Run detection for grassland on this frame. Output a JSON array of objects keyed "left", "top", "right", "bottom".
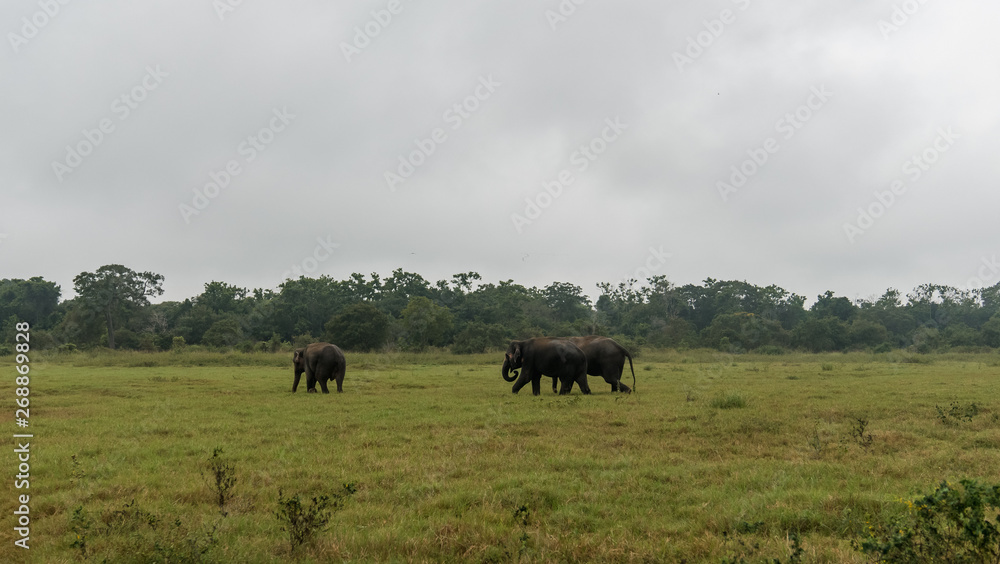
[{"left": 3, "top": 349, "right": 1000, "bottom": 562}]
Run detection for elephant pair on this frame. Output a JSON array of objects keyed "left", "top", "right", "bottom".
[
  {"left": 501, "top": 336, "right": 635, "bottom": 395},
  {"left": 292, "top": 342, "right": 346, "bottom": 393}
]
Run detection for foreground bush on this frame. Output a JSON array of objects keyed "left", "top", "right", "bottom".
[{"left": 858, "top": 479, "right": 1000, "bottom": 563}]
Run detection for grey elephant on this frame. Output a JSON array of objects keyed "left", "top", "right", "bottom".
[
  {"left": 557, "top": 336, "right": 635, "bottom": 393},
  {"left": 501, "top": 337, "right": 591, "bottom": 395},
  {"left": 292, "top": 342, "right": 346, "bottom": 393}
]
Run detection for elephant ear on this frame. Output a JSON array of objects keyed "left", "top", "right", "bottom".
[{"left": 293, "top": 348, "right": 304, "bottom": 364}]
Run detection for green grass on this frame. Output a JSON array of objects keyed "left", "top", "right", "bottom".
[{"left": 5, "top": 349, "right": 1000, "bottom": 562}]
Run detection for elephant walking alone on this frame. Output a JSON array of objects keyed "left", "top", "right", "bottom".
[
  {"left": 501, "top": 337, "right": 591, "bottom": 395},
  {"left": 292, "top": 342, "right": 346, "bottom": 394}
]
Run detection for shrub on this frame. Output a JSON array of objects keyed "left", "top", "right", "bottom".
[
  {"left": 292, "top": 333, "right": 315, "bottom": 349},
  {"left": 138, "top": 333, "right": 158, "bottom": 352},
  {"left": 274, "top": 485, "right": 354, "bottom": 552},
  {"left": 936, "top": 401, "right": 979, "bottom": 425},
  {"left": 857, "top": 479, "right": 1000, "bottom": 563},
  {"left": 451, "top": 322, "right": 506, "bottom": 354},
  {"left": 202, "top": 447, "right": 237, "bottom": 515},
  {"left": 112, "top": 329, "right": 140, "bottom": 350},
  {"left": 325, "top": 303, "right": 392, "bottom": 352},
  {"left": 710, "top": 392, "right": 747, "bottom": 409},
  {"left": 202, "top": 318, "right": 242, "bottom": 348}
]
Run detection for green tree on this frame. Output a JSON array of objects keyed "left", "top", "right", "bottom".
[
  {"left": 400, "top": 296, "right": 453, "bottom": 351},
  {"left": 0, "top": 277, "right": 62, "bottom": 329},
  {"left": 982, "top": 314, "right": 1000, "bottom": 348},
  {"left": 848, "top": 319, "right": 889, "bottom": 349},
  {"left": 542, "top": 282, "right": 592, "bottom": 324},
  {"left": 700, "top": 312, "right": 787, "bottom": 351},
  {"left": 792, "top": 317, "right": 849, "bottom": 352},
  {"left": 201, "top": 318, "right": 243, "bottom": 348},
  {"left": 72, "top": 265, "right": 164, "bottom": 349},
  {"left": 451, "top": 322, "right": 506, "bottom": 354},
  {"left": 197, "top": 281, "right": 248, "bottom": 314},
  {"left": 811, "top": 290, "right": 857, "bottom": 321},
  {"left": 324, "top": 302, "right": 392, "bottom": 351}
]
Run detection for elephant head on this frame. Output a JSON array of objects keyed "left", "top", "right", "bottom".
[
  {"left": 293, "top": 348, "right": 306, "bottom": 379},
  {"left": 502, "top": 341, "right": 523, "bottom": 382}
]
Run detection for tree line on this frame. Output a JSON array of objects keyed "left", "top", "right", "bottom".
[{"left": 4, "top": 264, "right": 1000, "bottom": 355}]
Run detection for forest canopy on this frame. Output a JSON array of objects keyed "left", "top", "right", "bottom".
[{"left": 4, "top": 265, "right": 1000, "bottom": 355}]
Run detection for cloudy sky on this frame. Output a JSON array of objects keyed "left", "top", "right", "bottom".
[{"left": 2, "top": 1, "right": 998, "bottom": 305}]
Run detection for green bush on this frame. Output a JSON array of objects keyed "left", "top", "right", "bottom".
[
  {"left": 710, "top": 392, "right": 747, "bottom": 409},
  {"left": 324, "top": 303, "right": 391, "bottom": 352},
  {"left": 451, "top": 322, "right": 506, "bottom": 354},
  {"left": 858, "top": 479, "right": 1000, "bottom": 563}
]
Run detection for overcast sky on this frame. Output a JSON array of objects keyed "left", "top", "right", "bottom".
[{"left": 2, "top": 1, "right": 998, "bottom": 306}]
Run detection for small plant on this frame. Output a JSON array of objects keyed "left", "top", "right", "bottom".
[
  {"left": 275, "top": 485, "right": 355, "bottom": 552},
  {"left": 935, "top": 401, "right": 980, "bottom": 424},
  {"left": 69, "top": 505, "right": 92, "bottom": 559},
  {"left": 857, "top": 479, "right": 1000, "bottom": 563},
  {"left": 102, "top": 499, "right": 159, "bottom": 534},
  {"left": 808, "top": 425, "right": 826, "bottom": 458},
  {"left": 71, "top": 454, "right": 85, "bottom": 485},
  {"left": 513, "top": 504, "right": 531, "bottom": 557},
  {"left": 152, "top": 520, "right": 218, "bottom": 563},
  {"left": 821, "top": 363, "right": 834, "bottom": 371},
  {"left": 203, "top": 447, "right": 237, "bottom": 515},
  {"left": 721, "top": 524, "right": 804, "bottom": 564},
  {"left": 710, "top": 392, "right": 747, "bottom": 409},
  {"left": 849, "top": 417, "right": 874, "bottom": 450},
  {"left": 781, "top": 532, "right": 805, "bottom": 564}
]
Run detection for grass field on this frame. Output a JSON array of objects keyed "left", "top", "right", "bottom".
[{"left": 4, "top": 349, "right": 1000, "bottom": 562}]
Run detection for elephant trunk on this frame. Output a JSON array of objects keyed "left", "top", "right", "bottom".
[{"left": 502, "top": 358, "right": 518, "bottom": 382}]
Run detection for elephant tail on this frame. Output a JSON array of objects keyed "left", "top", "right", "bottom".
[{"left": 625, "top": 350, "right": 636, "bottom": 394}]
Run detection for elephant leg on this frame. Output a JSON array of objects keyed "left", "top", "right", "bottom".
[
  {"left": 292, "top": 372, "right": 302, "bottom": 392},
  {"left": 551, "top": 376, "right": 557, "bottom": 394},
  {"left": 558, "top": 376, "right": 575, "bottom": 395},
  {"left": 318, "top": 377, "right": 330, "bottom": 394},
  {"left": 306, "top": 370, "right": 317, "bottom": 393},
  {"left": 577, "top": 373, "right": 591, "bottom": 395},
  {"left": 511, "top": 370, "right": 531, "bottom": 394},
  {"left": 335, "top": 370, "right": 344, "bottom": 393},
  {"left": 531, "top": 376, "right": 542, "bottom": 396}
]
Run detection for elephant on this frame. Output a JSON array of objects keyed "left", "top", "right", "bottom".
[
  {"left": 501, "top": 337, "right": 591, "bottom": 395},
  {"left": 292, "top": 342, "right": 346, "bottom": 394},
  {"left": 556, "top": 336, "right": 635, "bottom": 393}
]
